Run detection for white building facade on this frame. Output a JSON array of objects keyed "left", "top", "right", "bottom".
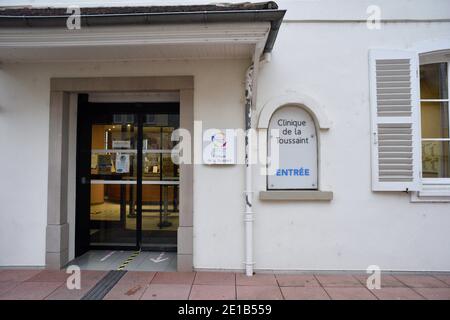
[{"left": 0, "top": 0, "right": 450, "bottom": 273}]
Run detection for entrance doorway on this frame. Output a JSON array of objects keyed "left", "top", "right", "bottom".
[{"left": 75, "top": 94, "right": 179, "bottom": 257}]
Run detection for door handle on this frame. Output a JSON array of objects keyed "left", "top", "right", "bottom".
[{"left": 81, "top": 177, "right": 88, "bottom": 184}]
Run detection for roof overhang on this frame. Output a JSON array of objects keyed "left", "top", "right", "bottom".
[{"left": 0, "top": 2, "right": 285, "bottom": 63}]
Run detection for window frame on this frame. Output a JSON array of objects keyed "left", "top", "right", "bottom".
[{"left": 419, "top": 59, "right": 450, "bottom": 185}]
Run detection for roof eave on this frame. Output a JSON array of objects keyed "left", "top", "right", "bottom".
[{"left": 0, "top": 9, "right": 286, "bottom": 53}]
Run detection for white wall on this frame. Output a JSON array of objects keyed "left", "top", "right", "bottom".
[
  {"left": 254, "top": 21, "right": 450, "bottom": 271},
  {"left": 0, "top": 65, "right": 50, "bottom": 266},
  {"left": 0, "top": 59, "right": 249, "bottom": 267},
  {"left": 1, "top": 0, "right": 450, "bottom": 271}
]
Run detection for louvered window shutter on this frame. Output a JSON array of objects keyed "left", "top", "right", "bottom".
[{"left": 369, "top": 49, "right": 421, "bottom": 191}]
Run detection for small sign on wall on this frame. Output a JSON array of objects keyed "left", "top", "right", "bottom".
[
  {"left": 203, "top": 129, "right": 236, "bottom": 165},
  {"left": 112, "top": 140, "right": 131, "bottom": 149},
  {"left": 268, "top": 106, "right": 318, "bottom": 189}
]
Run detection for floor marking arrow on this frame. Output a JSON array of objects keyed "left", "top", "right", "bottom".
[
  {"left": 100, "top": 251, "right": 115, "bottom": 262},
  {"left": 151, "top": 252, "right": 169, "bottom": 263}
]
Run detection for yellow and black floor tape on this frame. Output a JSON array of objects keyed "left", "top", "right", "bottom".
[{"left": 117, "top": 250, "right": 141, "bottom": 271}]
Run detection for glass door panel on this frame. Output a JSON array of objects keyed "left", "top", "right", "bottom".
[
  {"left": 77, "top": 101, "right": 180, "bottom": 252},
  {"left": 89, "top": 117, "right": 138, "bottom": 247},
  {"left": 141, "top": 113, "right": 179, "bottom": 250}
]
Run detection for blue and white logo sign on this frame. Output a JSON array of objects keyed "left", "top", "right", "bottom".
[{"left": 268, "top": 106, "right": 318, "bottom": 189}]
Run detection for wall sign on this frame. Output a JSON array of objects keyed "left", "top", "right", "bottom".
[
  {"left": 268, "top": 106, "right": 318, "bottom": 189},
  {"left": 112, "top": 140, "right": 131, "bottom": 149},
  {"left": 203, "top": 129, "right": 236, "bottom": 164}
]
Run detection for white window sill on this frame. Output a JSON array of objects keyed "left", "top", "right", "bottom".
[
  {"left": 259, "top": 190, "right": 333, "bottom": 201},
  {"left": 411, "top": 183, "right": 450, "bottom": 202}
]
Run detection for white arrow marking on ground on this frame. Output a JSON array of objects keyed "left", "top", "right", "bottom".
[
  {"left": 151, "top": 252, "right": 169, "bottom": 263},
  {"left": 100, "top": 251, "right": 115, "bottom": 262}
]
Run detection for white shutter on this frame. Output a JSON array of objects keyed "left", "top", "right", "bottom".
[{"left": 369, "top": 49, "right": 421, "bottom": 191}]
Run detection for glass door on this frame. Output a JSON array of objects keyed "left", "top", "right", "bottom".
[
  {"left": 89, "top": 113, "right": 139, "bottom": 247},
  {"left": 76, "top": 98, "right": 179, "bottom": 253},
  {"left": 141, "top": 113, "right": 179, "bottom": 250}
]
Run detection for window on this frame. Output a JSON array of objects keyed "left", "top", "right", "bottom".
[
  {"left": 369, "top": 49, "right": 450, "bottom": 199},
  {"left": 420, "top": 62, "right": 450, "bottom": 181}
]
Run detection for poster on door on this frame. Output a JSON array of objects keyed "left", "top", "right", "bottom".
[
  {"left": 115, "top": 153, "right": 130, "bottom": 174},
  {"left": 97, "top": 154, "right": 112, "bottom": 174}
]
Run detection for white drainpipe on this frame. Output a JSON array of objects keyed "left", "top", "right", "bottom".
[{"left": 244, "top": 64, "right": 255, "bottom": 276}]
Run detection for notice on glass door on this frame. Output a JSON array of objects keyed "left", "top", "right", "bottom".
[
  {"left": 98, "top": 154, "right": 112, "bottom": 174},
  {"left": 115, "top": 153, "right": 130, "bottom": 174}
]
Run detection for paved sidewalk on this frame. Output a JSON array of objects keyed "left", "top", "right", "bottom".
[{"left": 0, "top": 269, "right": 450, "bottom": 300}]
